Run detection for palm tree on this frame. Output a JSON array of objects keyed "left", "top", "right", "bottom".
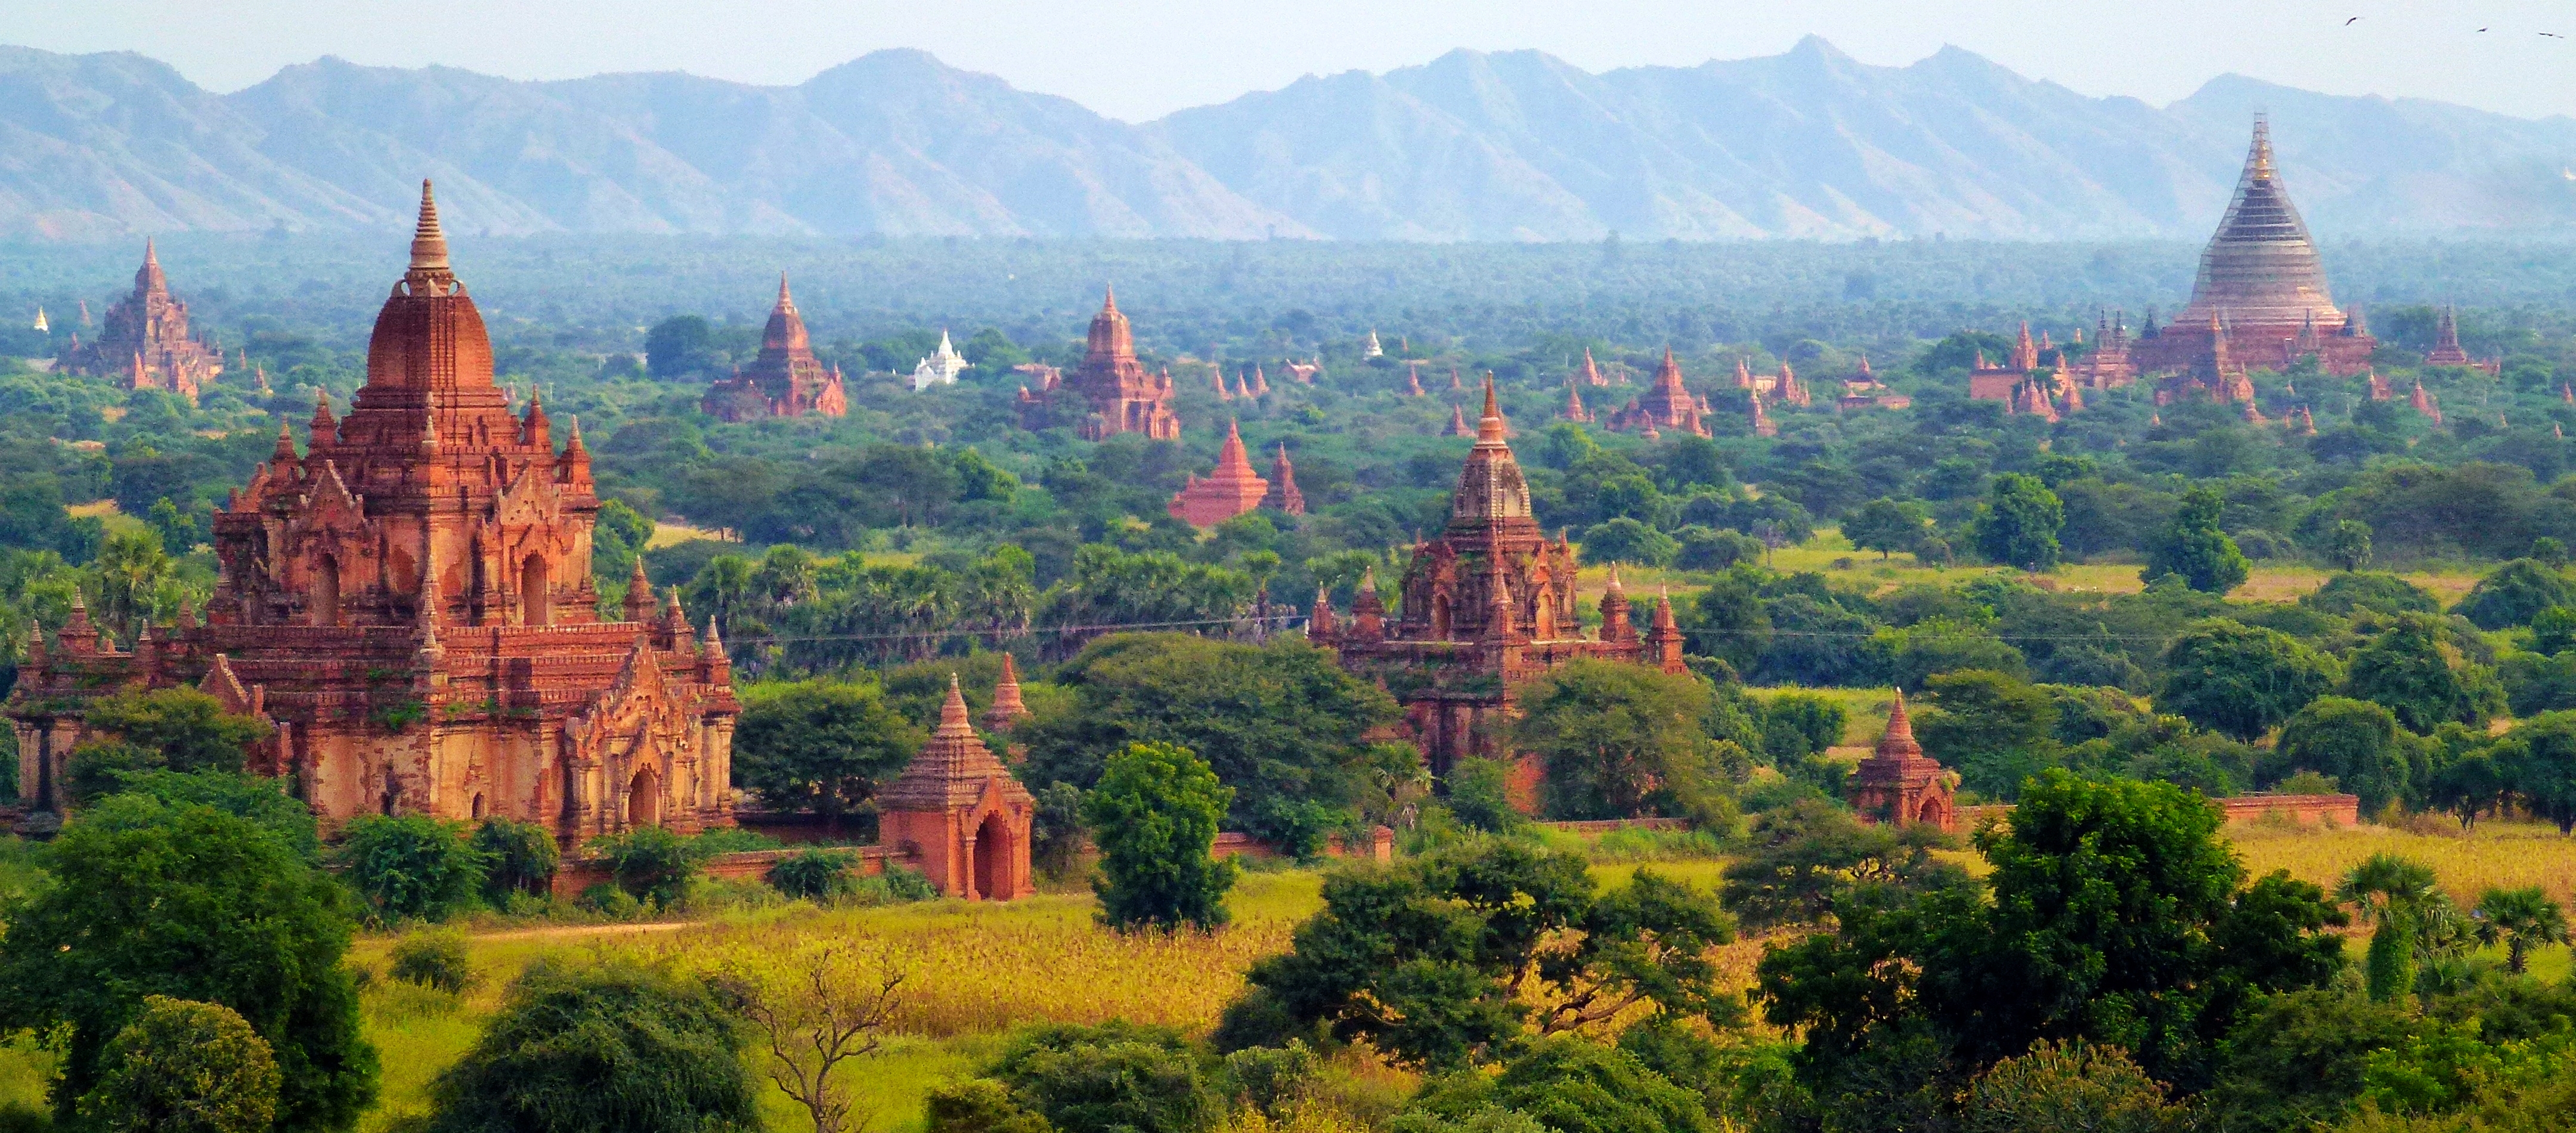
[
  {"left": 2338, "top": 854, "right": 2444, "bottom": 1002},
  {"left": 2474, "top": 886, "right": 2569, "bottom": 974}
]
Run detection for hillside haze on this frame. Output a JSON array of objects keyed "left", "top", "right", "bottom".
[{"left": 5, "top": 36, "right": 2575, "bottom": 241}]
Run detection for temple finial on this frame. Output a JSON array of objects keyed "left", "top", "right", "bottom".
[{"left": 410, "top": 180, "right": 451, "bottom": 273}]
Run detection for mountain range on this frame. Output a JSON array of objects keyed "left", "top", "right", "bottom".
[{"left": 5, "top": 36, "right": 2575, "bottom": 242}]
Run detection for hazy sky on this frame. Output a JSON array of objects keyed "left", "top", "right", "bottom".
[{"left": 13, "top": 0, "right": 2576, "bottom": 122}]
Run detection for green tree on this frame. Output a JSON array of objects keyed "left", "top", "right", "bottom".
[
  {"left": 925, "top": 1079, "right": 1052, "bottom": 1133},
  {"left": 1408, "top": 1036, "right": 1717, "bottom": 1133},
  {"left": 733, "top": 681, "right": 922, "bottom": 832},
  {"left": 2534, "top": 606, "right": 2576, "bottom": 655},
  {"left": 2273, "top": 697, "right": 2420, "bottom": 815},
  {"left": 1578, "top": 518, "right": 1679, "bottom": 567},
  {"left": 1973, "top": 473, "right": 2064, "bottom": 572},
  {"left": 426, "top": 959, "right": 756, "bottom": 1133},
  {"left": 1082, "top": 741, "right": 1237, "bottom": 932},
  {"left": 1020, "top": 634, "right": 1397, "bottom": 852},
  {"left": 2346, "top": 614, "right": 2505, "bottom": 733},
  {"left": 2337, "top": 853, "right": 2444, "bottom": 1002},
  {"left": 1512, "top": 660, "right": 1719, "bottom": 819},
  {"left": 91, "top": 527, "right": 178, "bottom": 639},
  {"left": 1719, "top": 798, "right": 1967, "bottom": 930},
  {"left": 1915, "top": 670, "right": 2060, "bottom": 798},
  {"left": 1224, "top": 840, "right": 1736, "bottom": 1070},
  {"left": 2456, "top": 558, "right": 2575, "bottom": 631},
  {"left": 2472, "top": 886, "right": 2568, "bottom": 974},
  {"left": 0, "top": 795, "right": 376, "bottom": 1132},
  {"left": 2426, "top": 747, "right": 2507, "bottom": 831},
  {"left": 1756, "top": 772, "right": 2348, "bottom": 1097},
  {"left": 1844, "top": 498, "right": 1930, "bottom": 560},
  {"left": 2498, "top": 712, "right": 2576, "bottom": 833},
  {"left": 2302, "top": 572, "right": 2438, "bottom": 617},
  {"left": 644, "top": 315, "right": 719, "bottom": 379},
  {"left": 2142, "top": 485, "right": 2250, "bottom": 595},
  {"left": 2329, "top": 519, "right": 2374, "bottom": 572},
  {"left": 335, "top": 815, "right": 489, "bottom": 924},
  {"left": 471, "top": 817, "right": 561, "bottom": 903},
  {"left": 63, "top": 688, "right": 273, "bottom": 805},
  {"left": 1686, "top": 567, "right": 1773, "bottom": 673},
  {"left": 2157, "top": 619, "right": 2340, "bottom": 741},
  {"left": 79, "top": 996, "right": 281, "bottom": 1133}
]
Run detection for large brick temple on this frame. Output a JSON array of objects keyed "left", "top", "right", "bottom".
[
  {"left": 56, "top": 240, "right": 225, "bottom": 406},
  {"left": 2131, "top": 117, "right": 2377, "bottom": 393},
  {"left": 1017, "top": 289, "right": 1181, "bottom": 441},
  {"left": 1312, "top": 379, "right": 1684, "bottom": 775},
  {"left": 9, "top": 183, "right": 741, "bottom": 838},
  {"left": 700, "top": 275, "right": 849, "bottom": 422}
]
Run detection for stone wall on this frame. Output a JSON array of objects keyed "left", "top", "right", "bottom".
[
  {"left": 1212, "top": 826, "right": 1395, "bottom": 864},
  {"left": 1951, "top": 793, "right": 2360, "bottom": 833}
]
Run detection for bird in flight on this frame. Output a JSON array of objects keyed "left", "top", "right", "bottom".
[
  {"left": 2546, "top": 32, "right": 2567, "bottom": 38},
  {"left": 2345, "top": 16, "right": 2360, "bottom": 24}
]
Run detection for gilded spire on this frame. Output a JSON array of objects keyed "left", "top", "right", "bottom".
[{"left": 409, "top": 180, "right": 451, "bottom": 274}]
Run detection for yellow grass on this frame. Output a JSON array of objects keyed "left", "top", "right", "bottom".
[
  {"left": 64, "top": 499, "right": 117, "bottom": 519},
  {"left": 644, "top": 521, "right": 729, "bottom": 549},
  {"left": 1747, "top": 685, "right": 1897, "bottom": 745},
  {"left": 2231, "top": 818, "right": 2576, "bottom": 912}
]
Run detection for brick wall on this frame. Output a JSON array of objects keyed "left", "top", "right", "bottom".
[
  {"left": 1950, "top": 793, "right": 2360, "bottom": 833},
  {"left": 552, "top": 845, "right": 919, "bottom": 900}
]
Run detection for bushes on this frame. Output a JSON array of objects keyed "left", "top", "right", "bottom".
[
  {"left": 388, "top": 932, "right": 478, "bottom": 994},
  {"left": 589, "top": 825, "right": 702, "bottom": 908},
  {"left": 987, "top": 1021, "right": 1218, "bottom": 1133},
  {"left": 470, "top": 818, "right": 560, "bottom": 903},
  {"left": 767, "top": 848, "right": 860, "bottom": 900},
  {"left": 1083, "top": 742, "right": 1238, "bottom": 932},
  {"left": 336, "top": 815, "right": 488, "bottom": 924},
  {"left": 423, "top": 959, "right": 756, "bottom": 1133}
]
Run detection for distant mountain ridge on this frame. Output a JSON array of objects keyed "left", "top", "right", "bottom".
[{"left": 3, "top": 37, "right": 2574, "bottom": 241}]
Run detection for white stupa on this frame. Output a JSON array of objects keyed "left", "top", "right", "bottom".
[
  {"left": 1363, "top": 329, "right": 1383, "bottom": 358},
  {"left": 912, "top": 329, "right": 970, "bottom": 391},
  {"left": 31, "top": 307, "right": 45, "bottom": 333}
]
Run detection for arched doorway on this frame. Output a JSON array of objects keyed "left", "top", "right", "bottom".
[
  {"left": 521, "top": 555, "right": 552, "bottom": 626},
  {"left": 470, "top": 793, "right": 485, "bottom": 820},
  {"left": 314, "top": 556, "right": 341, "bottom": 626},
  {"left": 973, "top": 812, "right": 1013, "bottom": 902},
  {"left": 628, "top": 766, "right": 661, "bottom": 828}
]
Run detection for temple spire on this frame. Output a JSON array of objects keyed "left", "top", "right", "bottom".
[{"left": 409, "top": 180, "right": 450, "bottom": 274}]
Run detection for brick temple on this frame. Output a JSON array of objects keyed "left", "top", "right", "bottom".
[
  {"left": 10, "top": 183, "right": 741, "bottom": 840},
  {"left": 2131, "top": 118, "right": 2377, "bottom": 389},
  {"left": 1605, "top": 348, "right": 1712, "bottom": 438},
  {"left": 700, "top": 276, "right": 849, "bottom": 422},
  {"left": 1849, "top": 691, "right": 1957, "bottom": 833},
  {"left": 56, "top": 240, "right": 225, "bottom": 406},
  {"left": 1017, "top": 289, "right": 1181, "bottom": 441},
  {"left": 1312, "top": 379, "right": 1683, "bottom": 775},
  {"left": 877, "top": 676, "right": 1035, "bottom": 900},
  {"left": 1168, "top": 419, "right": 1270, "bottom": 527}
]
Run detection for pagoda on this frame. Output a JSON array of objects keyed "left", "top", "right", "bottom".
[
  {"left": 2423, "top": 305, "right": 2500, "bottom": 374},
  {"left": 2131, "top": 117, "right": 2376, "bottom": 378},
  {"left": 58, "top": 240, "right": 224, "bottom": 405},
  {"left": 1262, "top": 442, "right": 1306, "bottom": 515},
  {"left": 1017, "top": 289, "right": 1180, "bottom": 439},
  {"left": 10, "top": 183, "right": 740, "bottom": 838},
  {"left": 701, "top": 275, "right": 849, "bottom": 421},
  {"left": 1312, "top": 379, "right": 1679, "bottom": 776},
  {"left": 1848, "top": 691, "right": 1957, "bottom": 832},
  {"left": 1168, "top": 419, "right": 1269, "bottom": 527},
  {"left": 911, "top": 329, "right": 971, "bottom": 390},
  {"left": 878, "top": 676, "right": 1034, "bottom": 900},
  {"left": 1968, "top": 323, "right": 2045, "bottom": 402},
  {"left": 1606, "top": 348, "right": 1711, "bottom": 437}
]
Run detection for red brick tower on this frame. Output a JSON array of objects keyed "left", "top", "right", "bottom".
[
  {"left": 1024, "top": 288, "right": 1180, "bottom": 440},
  {"left": 878, "top": 676, "right": 1035, "bottom": 900},
  {"left": 1849, "top": 691, "right": 1957, "bottom": 832},
  {"left": 1168, "top": 419, "right": 1271, "bottom": 527},
  {"left": 1608, "top": 348, "right": 1711, "bottom": 437},
  {"left": 1262, "top": 442, "right": 1306, "bottom": 515}
]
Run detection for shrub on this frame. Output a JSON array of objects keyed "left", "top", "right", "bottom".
[
  {"left": 879, "top": 863, "right": 939, "bottom": 903},
  {"left": 424, "top": 959, "right": 756, "bottom": 1133},
  {"left": 578, "top": 883, "right": 644, "bottom": 920},
  {"left": 1961, "top": 1040, "right": 2177, "bottom": 1133},
  {"left": 336, "top": 815, "right": 488, "bottom": 924},
  {"left": 1443, "top": 757, "right": 1527, "bottom": 834},
  {"left": 2457, "top": 559, "right": 2575, "bottom": 630},
  {"left": 387, "top": 932, "right": 478, "bottom": 994},
  {"left": 78, "top": 996, "right": 280, "bottom": 1133},
  {"left": 1579, "top": 519, "right": 1679, "bottom": 567},
  {"left": 989, "top": 1021, "right": 1218, "bottom": 1133},
  {"left": 589, "top": 825, "right": 701, "bottom": 908},
  {"left": 924, "top": 1079, "right": 1051, "bottom": 1133},
  {"left": 470, "top": 818, "right": 560, "bottom": 904},
  {"left": 767, "top": 849, "right": 858, "bottom": 901}
]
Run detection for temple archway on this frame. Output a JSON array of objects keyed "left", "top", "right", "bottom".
[
  {"left": 470, "top": 793, "right": 485, "bottom": 821},
  {"left": 973, "top": 811, "right": 1013, "bottom": 901},
  {"left": 628, "top": 765, "right": 661, "bottom": 828},
  {"left": 314, "top": 555, "right": 341, "bottom": 626},
  {"left": 521, "top": 554, "right": 552, "bottom": 626}
]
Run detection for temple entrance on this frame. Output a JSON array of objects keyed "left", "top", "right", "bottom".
[
  {"left": 470, "top": 793, "right": 485, "bottom": 820},
  {"left": 973, "top": 812, "right": 1012, "bottom": 901},
  {"left": 314, "top": 556, "right": 341, "bottom": 626},
  {"left": 521, "top": 555, "right": 551, "bottom": 626},
  {"left": 628, "top": 766, "right": 660, "bottom": 828}
]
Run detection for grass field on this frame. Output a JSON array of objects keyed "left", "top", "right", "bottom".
[{"left": 1561, "top": 528, "right": 2487, "bottom": 614}]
